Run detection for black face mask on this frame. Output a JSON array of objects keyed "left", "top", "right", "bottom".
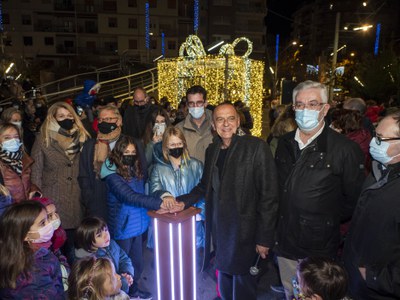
[
  {"left": 137, "top": 103, "right": 148, "bottom": 110},
  {"left": 169, "top": 147, "right": 184, "bottom": 159},
  {"left": 57, "top": 119, "right": 74, "bottom": 131},
  {"left": 122, "top": 154, "right": 137, "bottom": 166},
  {"left": 98, "top": 122, "right": 118, "bottom": 134}
]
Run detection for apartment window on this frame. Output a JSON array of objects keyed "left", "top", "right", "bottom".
[
  {"left": 3, "top": 14, "right": 9, "bottom": 25},
  {"left": 86, "top": 41, "right": 96, "bottom": 49},
  {"left": 85, "top": 21, "right": 97, "bottom": 33},
  {"left": 23, "top": 36, "right": 33, "bottom": 46},
  {"left": 149, "top": 0, "right": 156, "bottom": 8},
  {"left": 22, "top": 15, "right": 32, "bottom": 25},
  {"left": 5, "top": 38, "right": 12, "bottom": 46},
  {"left": 44, "top": 37, "right": 54, "bottom": 45},
  {"left": 38, "top": 19, "right": 52, "bottom": 31},
  {"left": 213, "top": 0, "right": 232, "bottom": 5},
  {"left": 103, "top": 1, "right": 117, "bottom": 11},
  {"left": 128, "top": 18, "right": 137, "bottom": 29},
  {"left": 128, "top": 0, "right": 137, "bottom": 7},
  {"left": 108, "top": 17, "right": 118, "bottom": 28},
  {"left": 64, "top": 40, "right": 74, "bottom": 48},
  {"left": 104, "top": 41, "right": 117, "bottom": 52},
  {"left": 168, "top": 0, "right": 176, "bottom": 9},
  {"left": 213, "top": 15, "right": 231, "bottom": 25},
  {"left": 168, "top": 40, "right": 176, "bottom": 50},
  {"left": 129, "top": 39, "right": 138, "bottom": 49}
]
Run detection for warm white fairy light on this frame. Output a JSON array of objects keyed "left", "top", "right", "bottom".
[{"left": 159, "top": 35, "right": 264, "bottom": 136}]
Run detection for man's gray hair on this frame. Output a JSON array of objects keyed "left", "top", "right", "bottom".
[
  {"left": 343, "top": 98, "right": 366, "bottom": 114},
  {"left": 292, "top": 80, "right": 328, "bottom": 104},
  {"left": 98, "top": 105, "right": 121, "bottom": 119}
]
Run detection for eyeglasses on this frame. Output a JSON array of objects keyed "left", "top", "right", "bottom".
[
  {"left": 374, "top": 135, "right": 400, "bottom": 145},
  {"left": 98, "top": 117, "right": 118, "bottom": 123},
  {"left": 187, "top": 101, "right": 205, "bottom": 108},
  {"left": 134, "top": 99, "right": 147, "bottom": 105},
  {"left": 294, "top": 101, "right": 324, "bottom": 110}
]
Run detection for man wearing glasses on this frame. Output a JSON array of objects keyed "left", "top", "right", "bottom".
[
  {"left": 79, "top": 105, "right": 148, "bottom": 221},
  {"left": 274, "top": 80, "right": 365, "bottom": 299},
  {"left": 175, "top": 85, "right": 213, "bottom": 163},
  {"left": 343, "top": 111, "right": 400, "bottom": 299},
  {"left": 123, "top": 87, "right": 158, "bottom": 139}
]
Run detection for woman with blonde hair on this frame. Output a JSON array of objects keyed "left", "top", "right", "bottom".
[
  {"left": 31, "top": 101, "right": 90, "bottom": 261},
  {"left": 149, "top": 126, "right": 205, "bottom": 249}
]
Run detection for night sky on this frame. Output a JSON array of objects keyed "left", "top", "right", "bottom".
[{"left": 266, "top": 0, "right": 309, "bottom": 37}]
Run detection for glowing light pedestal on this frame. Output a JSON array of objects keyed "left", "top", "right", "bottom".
[{"left": 148, "top": 207, "right": 201, "bottom": 300}]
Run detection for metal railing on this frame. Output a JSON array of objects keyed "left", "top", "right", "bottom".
[
  {"left": 1, "top": 65, "right": 159, "bottom": 106},
  {"left": 42, "top": 67, "right": 158, "bottom": 104}
]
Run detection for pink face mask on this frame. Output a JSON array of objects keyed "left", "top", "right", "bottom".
[{"left": 28, "top": 222, "right": 55, "bottom": 243}]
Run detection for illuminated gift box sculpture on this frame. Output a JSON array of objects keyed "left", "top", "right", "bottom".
[
  {"left": 148, "top": 207, "right": 201, "bottom": 300},
  {"left": 157, "top": 35, "right": 264, "bottom": 137}
]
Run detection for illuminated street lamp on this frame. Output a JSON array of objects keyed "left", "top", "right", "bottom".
[
  {"left": 5, "top": 62, "right": 14, "bottom": 74},
  {"left": 329, "top": 13, "right": 373, "bottom": 101},
  {"left": 353, "top": 24, "right": 373, "bottom": 31}
]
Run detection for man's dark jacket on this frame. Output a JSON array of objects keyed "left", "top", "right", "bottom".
[
  {"left": 343, "top": 161, "right": 400, "bottom": 300},
  {"left": 274, "top": 125, "right": 365, "bottom": 259},
  {"left": 122, "top": 103, "right": 158, "bottom": 139},
  {"left": 78, "top": 136, "right": 148, "bottom": 222},
  {"left": 178, "top": 134, "right": 279, "bottom": 275}
]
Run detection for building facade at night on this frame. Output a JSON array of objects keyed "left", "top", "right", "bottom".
[{"left": 2, "top": 0, "right": 267, "bottom": 68}]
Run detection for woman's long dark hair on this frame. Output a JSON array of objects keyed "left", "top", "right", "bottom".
[
  {"left": 108, "top": 135, "right": 143, "bottom": 180},
  {"left": 142, "top": 107, "right": 171, "bottom": 146},
  {"left": 0, "top": 201, "right": 45, "bottom": 288}
]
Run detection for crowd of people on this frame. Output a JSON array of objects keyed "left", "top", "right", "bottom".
[{"left": 0, "top": 80, "right": 399, "bottom": 300}]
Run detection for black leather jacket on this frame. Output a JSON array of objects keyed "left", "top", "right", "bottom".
[{"left": 275, "top": 125, "right": 365, "bottom": 259}]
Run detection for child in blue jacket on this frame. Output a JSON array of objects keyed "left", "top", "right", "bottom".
[{"left": 74, "top": 217, "right": 134, "bottom": 294}]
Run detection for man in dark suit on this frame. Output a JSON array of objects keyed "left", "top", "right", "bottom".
[{"left": 178, "top": 103, "right": 279, "bottom": 299}]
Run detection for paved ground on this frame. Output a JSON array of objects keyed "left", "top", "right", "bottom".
[{"left": 139, "top": 245, "right": 286, "bottom": 300}]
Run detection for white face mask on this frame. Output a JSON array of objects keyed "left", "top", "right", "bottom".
[
  {"left": 11, "top": 121, "right": 22, "bottom": 128},
  {"left": 27, "top": 222, "right": 55, "bottom": 244},
  {"left": 153, "top": 122, "right": 166, "bottom": 136},
  {"left": 189, "top": 106, "right": 205, "bottom": 119},
  {"left": 51, "top": 218, "right": 61, "bottom": 230}
]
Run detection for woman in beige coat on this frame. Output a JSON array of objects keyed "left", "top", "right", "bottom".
[{"left": 31, "top": 101, "right": 90, "bottom": 260}]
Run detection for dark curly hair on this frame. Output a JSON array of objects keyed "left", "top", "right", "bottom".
[
  {"left": 331, "top": 108, "right": 363, "bottom": 134},
  {"left": 108, "top": 135, "right": 143, "bottom": 180}
]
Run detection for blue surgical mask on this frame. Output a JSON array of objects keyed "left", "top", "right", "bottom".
[
  {"left": 369, "top": 137, "right": 400, "bottom": 164},
  {"left": 295, "top": 108, "right": 323, "bottom": 132},
  {"left": 2, "top": 138, "right": 22, "bottom": 152},
  {"left": 189, "top": 106, "right": 205, "bottom": 119}
]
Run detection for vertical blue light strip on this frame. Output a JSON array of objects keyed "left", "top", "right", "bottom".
[
  {"left": 194, "top": 0, "right": 199, "bottom": 33},
  {"left": 161, "top": 32, "right": 165, "bottom": 56},
  {"left": 0, "top": 0, "right": 3, "bottom": 32},
  {"left": 275, "top": 34, "right": 279, "bottom": 63},
  {"left": 145, "top": 1, "right": 150, "bottom": 49},
  {"left": 374, "top": 23, "right": 381, "bottom": 56}
]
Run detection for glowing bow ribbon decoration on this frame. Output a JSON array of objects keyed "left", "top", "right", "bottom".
[
  {"left": 179, "top": 35, "right": 207, "bottom": 58},
  {"left": 219, "top": 37, "right": 253, "bottom": 58}
]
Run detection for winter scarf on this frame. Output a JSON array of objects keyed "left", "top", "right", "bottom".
[{"left": 93, "top": 126, "right": 121, "bottom": 176}]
